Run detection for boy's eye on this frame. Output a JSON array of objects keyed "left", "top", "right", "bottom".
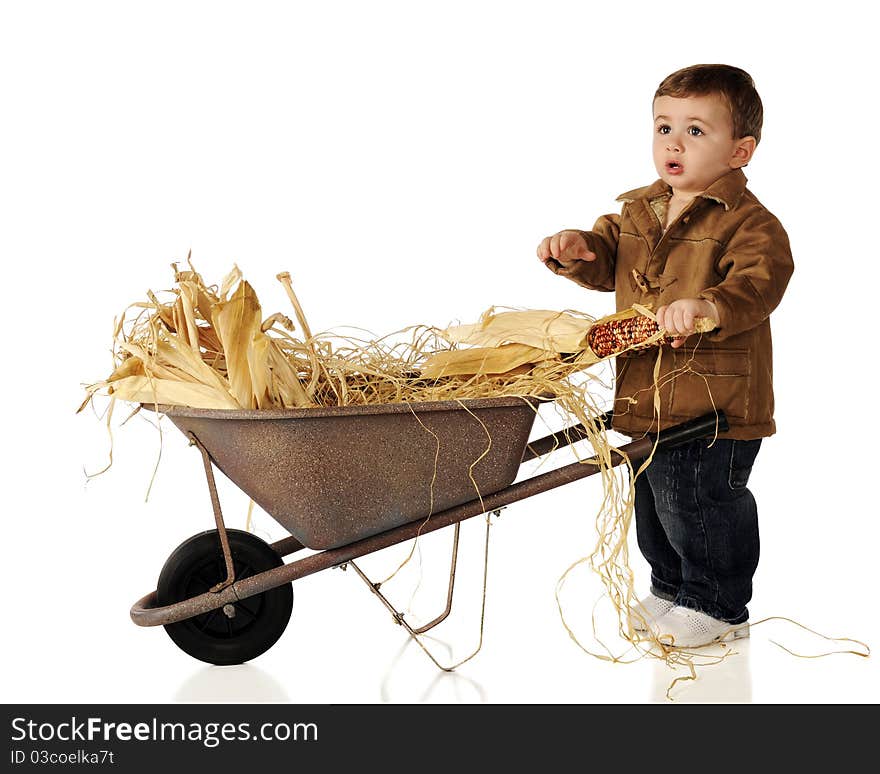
[
  {"left": 687, "top": 126, "right": 704, "bottom": 136},
  {"left": 657, "top": 125, "right": 671, "bottom": 135}
]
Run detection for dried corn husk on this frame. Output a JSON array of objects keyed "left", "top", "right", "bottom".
[
  {"left": 212, "top": 280, "right": 262, "bottom": 409},
  {"left": 423, "top": 304, "right": 718, "bottom": 379},
  {"left": 441, "top": 307, "right": 593, "bottom": 352},
  {"left": 81, "top": 260, "right": 721, "bottom": 413},
  {"left": 104, "top": 375, "right": 241, "bottom": 410},
  {"left": 420, "top": 342, "right": 557, "bottom": 378}
]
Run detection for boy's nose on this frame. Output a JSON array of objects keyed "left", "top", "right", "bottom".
[{"left": 666, "top": 139, "right": 682, "bottom": 153}]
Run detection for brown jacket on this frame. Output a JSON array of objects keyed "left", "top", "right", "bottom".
[{"left": 553, "top": 168, "right": 794, "bottom": 440}]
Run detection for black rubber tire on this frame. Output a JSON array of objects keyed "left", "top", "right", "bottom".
[{"left": 156, "top": 529, "right": 292, "bottom": 665}]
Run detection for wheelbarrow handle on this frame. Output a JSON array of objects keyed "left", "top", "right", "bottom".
[
  {"left": 651, "top": 410, "right": 729, "bottom": 449},
  {"left": 520, "top": 409, "right": 725, "bottom": 463}
]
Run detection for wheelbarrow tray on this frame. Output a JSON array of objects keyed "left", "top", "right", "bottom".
[{"left": 158, "top": 396, "right": 542, "bottom": 550}]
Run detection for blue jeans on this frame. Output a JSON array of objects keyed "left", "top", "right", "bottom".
[{"left": 634, "top": 437, "right": 762, "bottom": 625}]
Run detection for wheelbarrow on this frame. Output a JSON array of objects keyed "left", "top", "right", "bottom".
[{"left": 130, "top": 397, "right": 727, "bottom": 666}]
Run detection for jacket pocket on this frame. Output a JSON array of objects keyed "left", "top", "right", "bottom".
[{"left": 668, "top": 348, "right": 751, "bottom": 421}]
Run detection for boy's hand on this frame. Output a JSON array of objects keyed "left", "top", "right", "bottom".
[
  {"left": 537, "top": 230, "right": 596, "bottom": 271},
  {"left": 655, "top": 299, "right": 719, "bottom": 349}
]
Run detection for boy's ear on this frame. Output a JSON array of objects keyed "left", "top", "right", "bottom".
[{"left": 731, "top": 136, "right": 757, "bottom": 168}]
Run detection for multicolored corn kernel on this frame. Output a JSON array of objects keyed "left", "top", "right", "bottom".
[{"left": 587, "top": 315, "right": 660, "bottom": 358}]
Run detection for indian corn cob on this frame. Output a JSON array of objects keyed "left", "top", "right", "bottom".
[
  {"left": 587, "top": 310, "right": 716, "bottom": 359},
  {"left": 588, "top": 314, "right": 661, "bottom": 358}
]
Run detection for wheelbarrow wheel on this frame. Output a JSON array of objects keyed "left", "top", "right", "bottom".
[{"left": 156, "top": 529, "right": 293, "bottom": 666}]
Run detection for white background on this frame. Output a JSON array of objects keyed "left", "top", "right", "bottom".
[{"left": 1, "top": 0, "right": 877, "bottom": 704}]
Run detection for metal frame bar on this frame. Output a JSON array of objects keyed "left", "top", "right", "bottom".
[
  {"left": 346, "top": 512, "right": 495, "bottom": 671},
  {"left": 131, "top": 411, "right": 726, "bottom": 628},
  {"left": 521, "top": 410, "right": 613, "bottom": 462},
  {"left": 347, "top": 561, "right": 455, "bottom": 671},
  {"left": 411, "top": 523, "right": 461, "bottom": 635},
  {"left": 131, "top": 432, "right": 654, "bottom": 627},
  {"left": 189, "top": 432, "right": 236, "bottom": 593}
]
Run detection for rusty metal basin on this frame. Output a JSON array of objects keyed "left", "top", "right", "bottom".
[{"left": 152, "top": 397, "right": 541, "bottom": 550}]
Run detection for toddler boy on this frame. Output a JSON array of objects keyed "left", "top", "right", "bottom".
[{"left": 537, "top": 64, "right": 794, "bottom": 648}]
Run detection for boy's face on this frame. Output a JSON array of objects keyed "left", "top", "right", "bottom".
[{"left": 652, "top": 94, "right": 752, "bottom": 196}]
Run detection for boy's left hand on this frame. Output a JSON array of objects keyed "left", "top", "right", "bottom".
[{"left": 655, "top": 299, "right": 719, "bottom": 349}]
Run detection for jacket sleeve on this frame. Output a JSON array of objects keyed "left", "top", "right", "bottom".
[
  {"left": 699, "top": 209, "right": 794, "bottom": 341},
  {"left": 550, "top": 213, "right": 619, "bottom": 292}
]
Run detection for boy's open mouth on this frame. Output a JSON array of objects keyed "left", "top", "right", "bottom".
[{"left": 666, "top": 161, "right": 683, "bottom": 175}]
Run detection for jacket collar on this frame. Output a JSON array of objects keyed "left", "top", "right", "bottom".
[{"left": 615, "top": 168, "right": 748, "bottom": 211}]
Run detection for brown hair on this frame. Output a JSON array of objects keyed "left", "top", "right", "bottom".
[{"left": 655, "top": 64, "right": 763, "bottom": 144}]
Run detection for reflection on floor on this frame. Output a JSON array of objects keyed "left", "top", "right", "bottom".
[
  {"left": 650, "top": 641, "right": 752, "bottom": 703},
  {"left": 175, "top": 664, "right": 291, "bottom": 703}
]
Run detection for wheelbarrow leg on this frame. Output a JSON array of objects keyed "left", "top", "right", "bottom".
[
  {"left": 188, "top": 432, "right": 236, "bottom": 593},
  {"left": 348, "top": 561, "right": 452, "bottom": 671},
  {"left": 347, "top": 511, "right": 498, "bottom": 672},
  {"left": 412, "top": 522, "right": 460, "bottom": 635}
]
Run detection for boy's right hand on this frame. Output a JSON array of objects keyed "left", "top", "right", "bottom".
[{"left": 536, "top": 230, "right": 597, "bottom": 272}]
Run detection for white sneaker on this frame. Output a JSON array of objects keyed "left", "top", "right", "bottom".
[
  {"left": 628, "top": 593, "right": 675, "bottom": 633},
  {"left": 653, "top": 605, "right": 750, "bottom": 648}
]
